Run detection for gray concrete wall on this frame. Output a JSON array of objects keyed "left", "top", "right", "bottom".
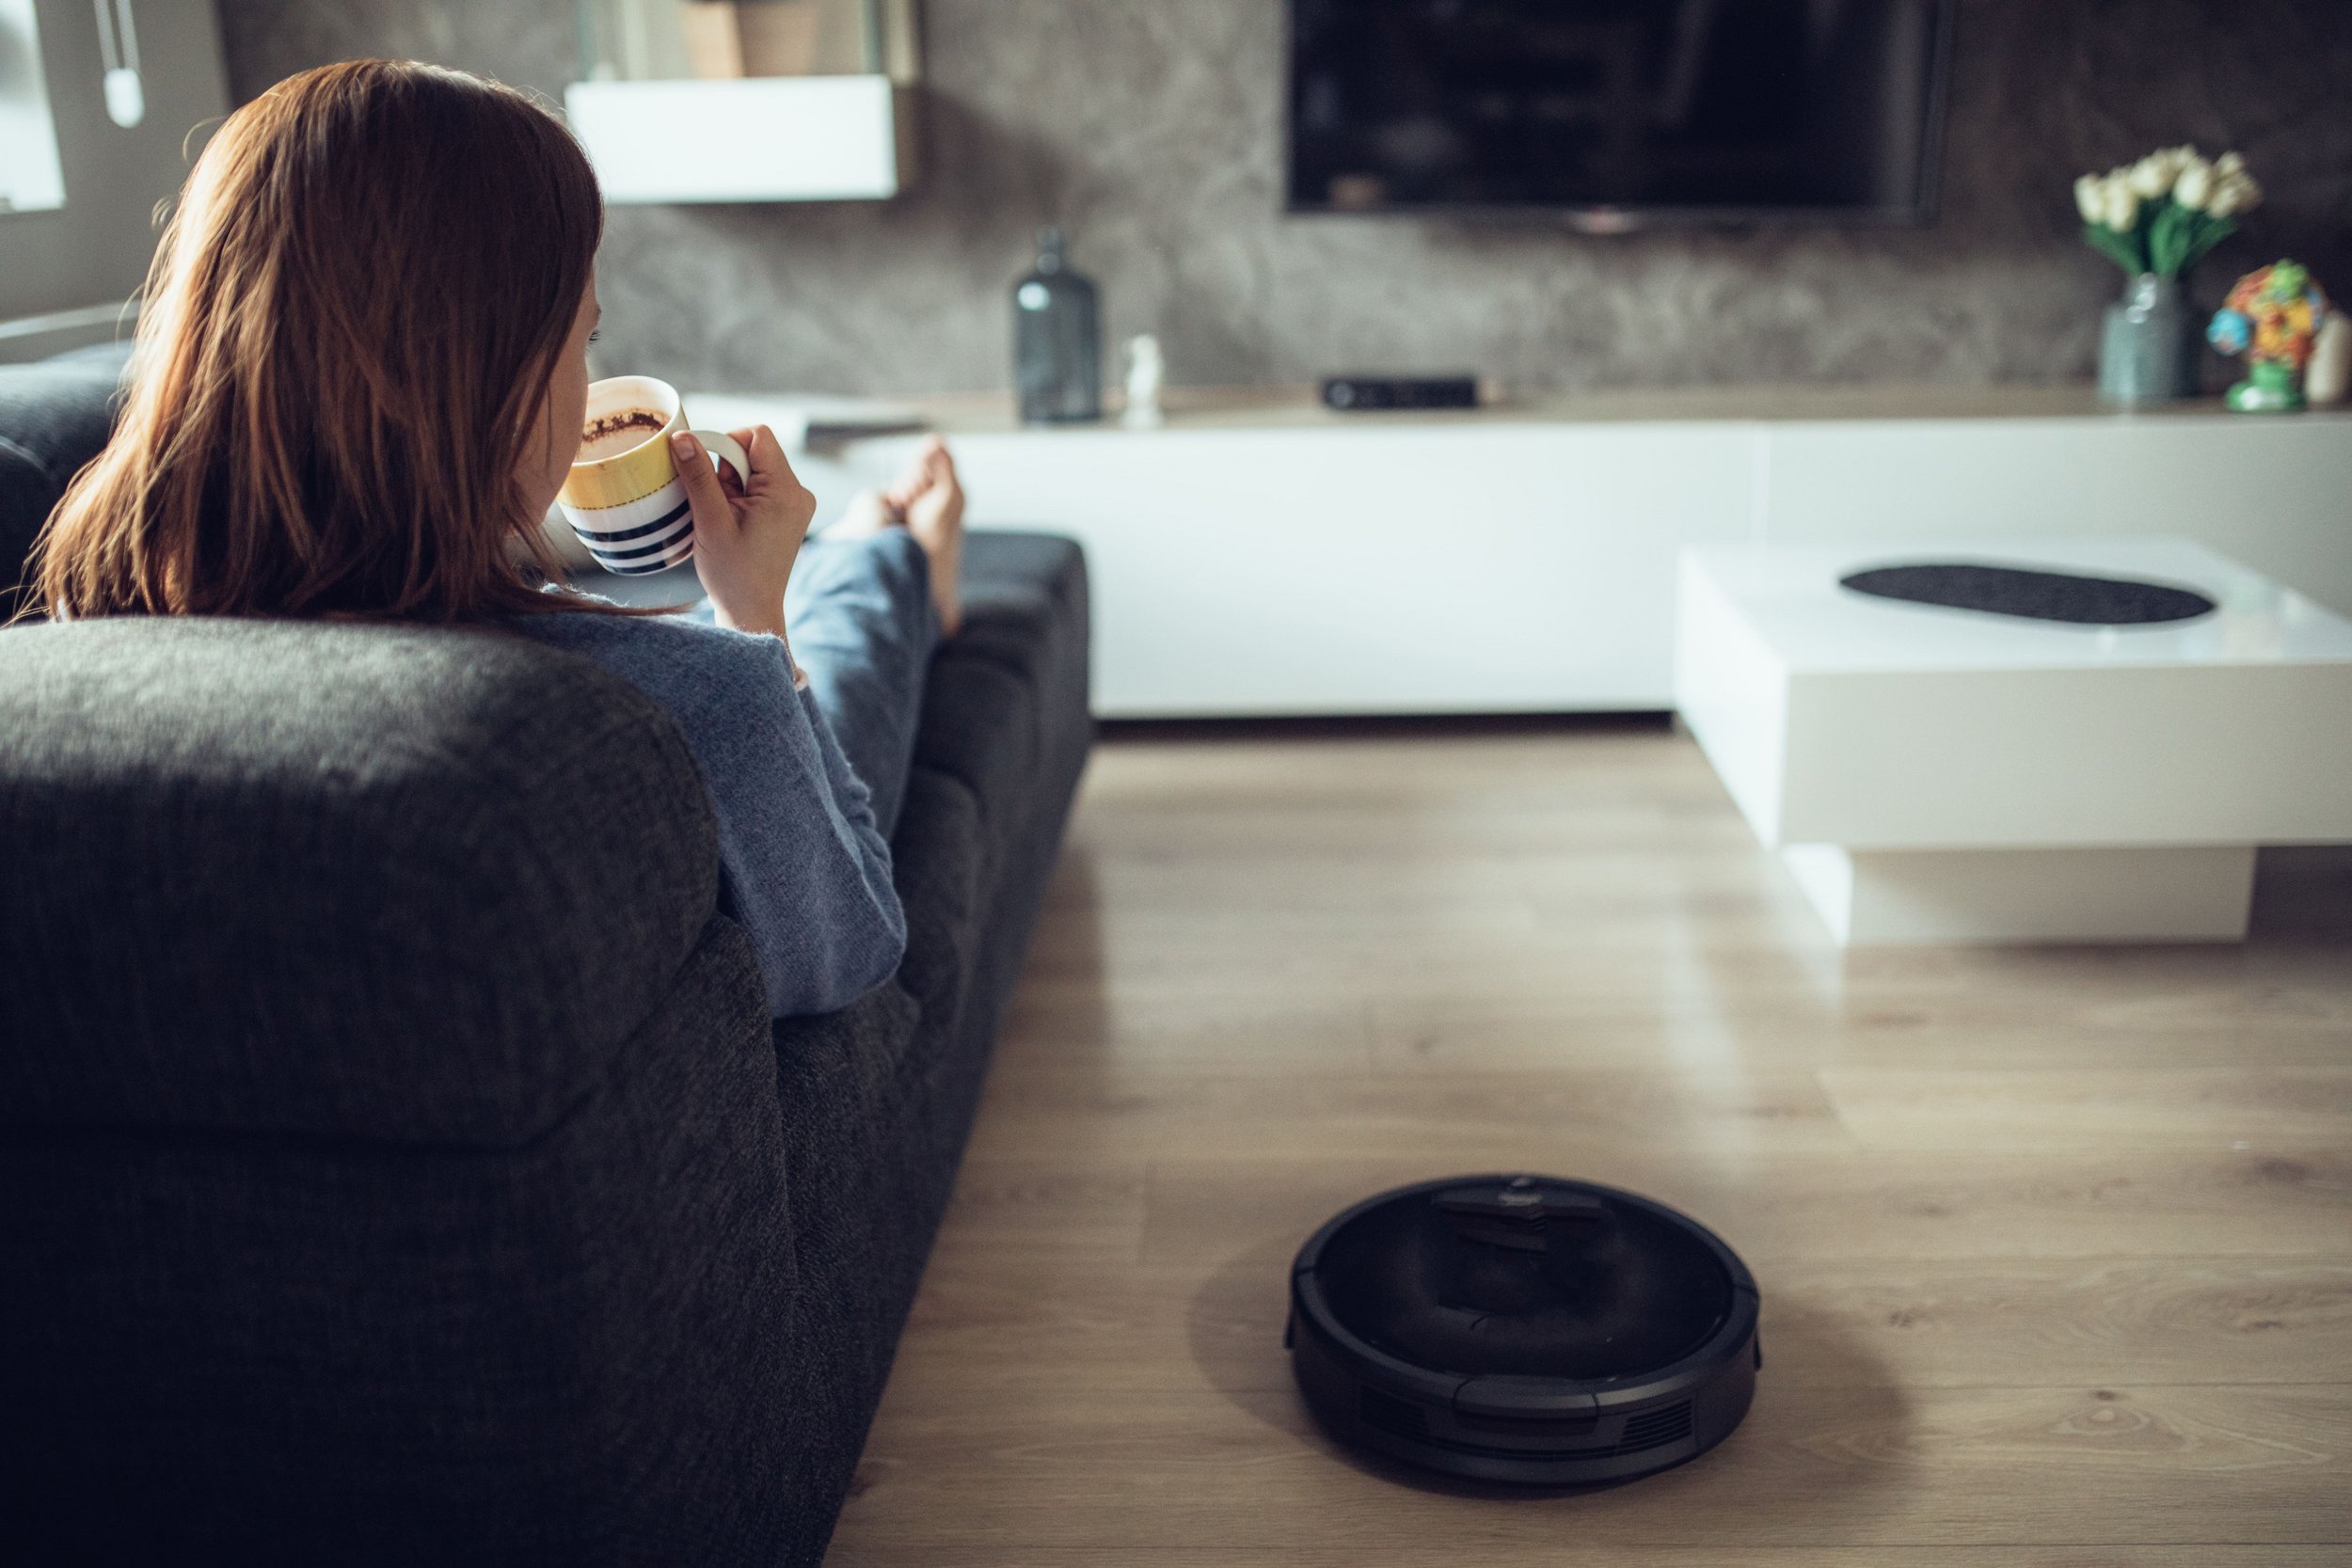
[{"left": 212, "top": 0, "right": 2352, "bottom": 396}]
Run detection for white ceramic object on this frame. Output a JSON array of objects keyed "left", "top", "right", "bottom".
[
  {"left": 2306, "top": 315, "right": 2350, "bottom": 405},
  {"left": 94, "top": 0, "right": 145, "bottom": 127},
  {"left": 1121, "top": 334, "right": 1165, "bottom": 429},
  {"left": 1675, "top": 536, "right": 2352, "bottom": 945}
]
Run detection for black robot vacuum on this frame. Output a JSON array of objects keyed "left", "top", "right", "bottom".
[{"left": 1287, "top": 1174, "right": 1759, "bottom": 1485}]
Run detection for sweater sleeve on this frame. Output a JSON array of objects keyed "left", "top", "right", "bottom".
[
  {"left": 509, "top": 611, "right": 905, "bottom": 1017},
  {"left": 691, "top": 632, "right": 906, "bottom": 1016}
]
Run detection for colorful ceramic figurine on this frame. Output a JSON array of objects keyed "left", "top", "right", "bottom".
[{"left": 2206, "top": 261, "right": 2329, "bottom": 413}]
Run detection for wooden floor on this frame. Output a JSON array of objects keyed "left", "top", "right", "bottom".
[{"left": 825, "top": 720, "right": 2352, "bottom": 1566}]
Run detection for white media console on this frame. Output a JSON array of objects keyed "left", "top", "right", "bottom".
[{"left": 696, "top": 385, "right": 2352, "bottom": 721}]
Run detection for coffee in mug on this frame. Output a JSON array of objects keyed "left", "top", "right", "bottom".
[{"left": 558, "top": 375, "right": 749, "bottom": 576}]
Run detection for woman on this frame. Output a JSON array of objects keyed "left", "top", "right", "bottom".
[{"left": 28, "top": 59, "right": 960, "bottom": 1017}]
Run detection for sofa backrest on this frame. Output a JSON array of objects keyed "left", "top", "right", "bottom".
[
  {"left": 0, "top": 615, "right": 807, "bottom": 1560},
  {"left": 0, "top": 615, "right": 724, "bottom": 1147},
  {"left": 0, "top": 347, "right": 129, "bottom": 618}
]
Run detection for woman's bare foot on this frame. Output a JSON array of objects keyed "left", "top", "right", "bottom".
[
  {"left": 883, "top": 436, "right": 964, "bottom": 635},
  {"left": 825, "top": 487, "right": 896, "bottom": 539}
]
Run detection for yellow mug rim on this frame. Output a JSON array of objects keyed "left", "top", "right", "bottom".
[{"left": 562, "top": 375, "right": 690, "bottom": 514}]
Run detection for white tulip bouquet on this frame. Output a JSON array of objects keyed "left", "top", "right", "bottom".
[{"left": 2075, "top": 146, "right": 2262, "bottom": 279}]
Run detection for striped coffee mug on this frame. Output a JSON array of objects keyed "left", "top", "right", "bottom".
[{"left": 559, "top": 375, "right": 750, "bottom": 577}]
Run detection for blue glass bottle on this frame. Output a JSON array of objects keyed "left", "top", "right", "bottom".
[{"left": 1013, "top": 228, "right": 1102, "bottom": 424}]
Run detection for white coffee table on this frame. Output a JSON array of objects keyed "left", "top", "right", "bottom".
[{"left": 1675, "top": 537, "right": 2352, "bottom": 945}]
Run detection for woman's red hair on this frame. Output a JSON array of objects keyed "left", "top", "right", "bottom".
[{"left": 33, "top": 60, "right": 607, "bottom": 622}]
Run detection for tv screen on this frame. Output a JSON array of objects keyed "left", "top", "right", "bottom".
[{"left": 1287, "top": 0, "right": 1953, "bottom": 226}]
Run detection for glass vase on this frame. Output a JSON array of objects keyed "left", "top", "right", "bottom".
[
  {"left": 1012, "top": 228, "right": 1102, "bottom": 425},
  {"left": 2097, "top": 273, "right": 2195, "bottom": 406}
]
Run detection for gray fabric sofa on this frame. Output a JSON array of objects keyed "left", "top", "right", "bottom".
[{"left": 0, "top": 354, "right": 1091, "bottom": 1564}]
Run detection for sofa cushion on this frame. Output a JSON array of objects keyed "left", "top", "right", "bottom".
[
  {"left": 911, "top": 655, "right": 1039, "bottom": 832},
  {"left": 0, "top": 351, "right": 127, "bottom": 616},
  {"left": 885, "top": 765, "right": 988, "bottom": 1080},
  {"left": 0, "top": 911, "right": 797, "bottom": 1564},
  {"left": 0, "top": 616, "right": 720, "bottom": 1147},
  {"left": 951, "top": 532, "right": 1089, "bottom": 691},
  {"left": 912, "top": 532, "right": 1087, "bottom": 824}
]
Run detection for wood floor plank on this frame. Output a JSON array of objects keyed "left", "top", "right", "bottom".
[
  {"left": 836, "top": 1384, "right": 2350, "bottom": 1551},
  {"left": 993, "top": 984, "right": 1377, "bottom": 1073},
  {"left": 966, "top": 1064, "right": 1859, "bottom": 1163},
  {"left": 1121, "top": 1150, "right": 2352, "bottom": 1266},
  {"left": 834, "top": 1552, "right": 2348, "bottom": 1568},
  {"left": 1366, "top": 943, "right": 2352, "bottom": 1071},
  {"left": 824, "top": 730, "right": 2352, "bottom": 1565},
  {"left": 1820, "top": 1068, "right": 2352, "bottom": 1150},
  {"left": 886, "top": 1250, "right": 2352, "bottom": 1396},
  {"left": 915, "top": 1160, "right": 1150, "bottom": 1262}
]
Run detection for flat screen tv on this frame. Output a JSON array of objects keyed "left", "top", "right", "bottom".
[{"left": 1287, "top": 0, "right": 1954, "bottom": 228}]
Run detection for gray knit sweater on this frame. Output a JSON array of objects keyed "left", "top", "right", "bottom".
[{"left": 511, "top": 610, "right": 904, "bottom": 1016}]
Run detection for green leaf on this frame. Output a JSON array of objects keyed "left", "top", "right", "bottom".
[
  {"left": 2149, "top": 201, "right": 2193, "bottom": 277},
  {"left": 2178, "top": 214, "right": 2237, "bottom": 272},
  {"left": 2082, "top": 223, "right": 2143, "bottom": 275}
]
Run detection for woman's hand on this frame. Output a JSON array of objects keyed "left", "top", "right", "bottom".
[{"left": 675, "top": 424, "right": 814, "bottom": 642}]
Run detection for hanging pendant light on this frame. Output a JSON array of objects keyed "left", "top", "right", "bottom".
[{"left": 94, "top": 0, "right": 144, "bottom": 128}]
